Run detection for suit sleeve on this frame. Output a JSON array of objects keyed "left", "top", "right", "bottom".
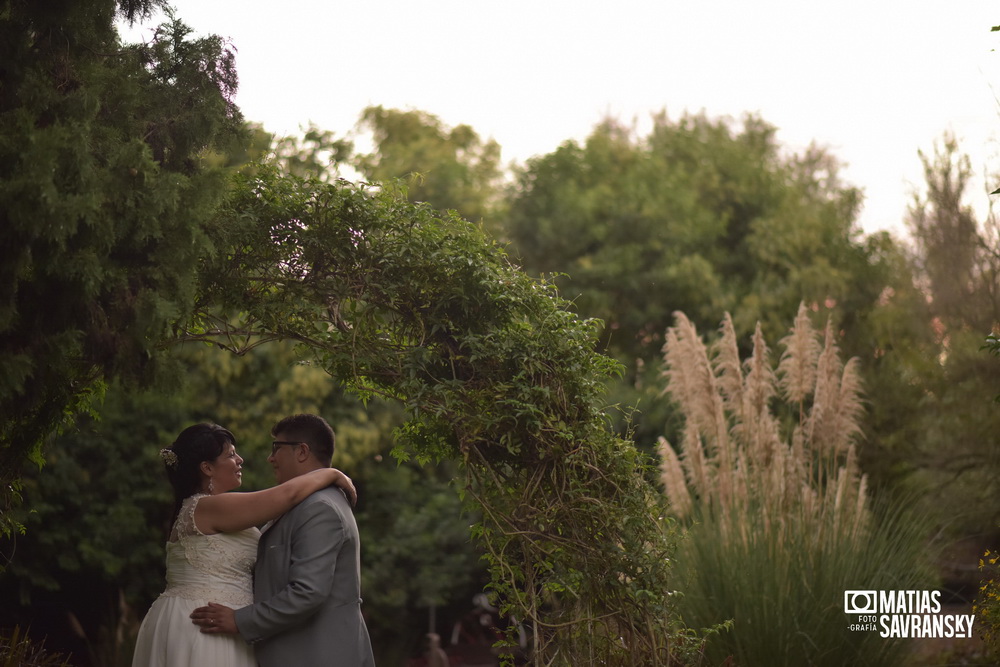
[{"left": 234, "top": 496, "right": 344, "bottom": 643}]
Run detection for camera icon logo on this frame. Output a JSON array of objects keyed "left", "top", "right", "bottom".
[{"left": 844, "top": 590, "right": 877, "bottom": 614}]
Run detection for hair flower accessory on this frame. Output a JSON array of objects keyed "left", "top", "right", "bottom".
[{"left": 159, "top": 448, "right": 179, "bottom": 469}]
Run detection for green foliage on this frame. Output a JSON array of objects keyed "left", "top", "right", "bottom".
[
  {"left": 908, "top": 134, "right": 998, "bottom": 332},
  {"left": 677, "top": 496, "right": 932, "bottom": 667},
  {"left": 356, "top": 105, "right": 504, "bottom": 225},
  {"left": 0, "top": 342, "right": 385, "bottom": 578},
  {"left": 358, "top": 458, "right": 486, "bottom": 663},
  {"left": 174, "top": 340, "right": 390, "bottom": 475},
  {"left": 0, "top": 0, "right": 247, "bottom": 516},
  {"left": 502, "top": 113, "right": 893, "bottom": 458},
  {"left": 0, "top": 378, "right": 187, "bottom": 664},
  {"left": 0, "top": 339, "right": 405, "bottom": 663},
  {"left": 987, "top": 331, "right": 1000, "bottom": 404},
  {"left": 504, "top": 113, "right": 869, "bottom": 362},
  {"left": 269, "top": 123, "right": 354, "bottom": 182},
  {"left": 974, "top": 549, "right": 1000, "bottom": 656},
  {"left": 360, "top": 460, "right": 480, "bottom": 610},
  {"left": 986, "top": 333, "right": 1000, "bottom": 357},
  {"left": 891, "top": 136, "right": 1000, "bottom": 535},
  {"left": 971, "top": 320, "right": 1000, "bottom": 656},
  {"left": 185, "top": 165, "right": 693, "bottom": 664}
]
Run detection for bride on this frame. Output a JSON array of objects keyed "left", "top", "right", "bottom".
[{"left": 131, "top": 422, "right": 356, "bottom": 667}]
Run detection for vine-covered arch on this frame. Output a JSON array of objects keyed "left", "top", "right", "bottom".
[{"left": 186, "top": 166, "right": 692, "bottom": 665}]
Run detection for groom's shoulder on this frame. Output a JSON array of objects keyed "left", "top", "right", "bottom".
[{"left": 301, "top": 484, "right": 350, "bottom": 510}]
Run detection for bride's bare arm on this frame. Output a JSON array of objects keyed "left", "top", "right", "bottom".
[{"left": 195, "top": 468, "right": 356, "bottom": 534}]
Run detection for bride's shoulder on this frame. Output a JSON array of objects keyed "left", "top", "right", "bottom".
[
  {"left": 172, "top": 493, "right": 210, "bottom": 540},
  {"left": 181, "top": 492, "right": 212, "bottom": 516}
]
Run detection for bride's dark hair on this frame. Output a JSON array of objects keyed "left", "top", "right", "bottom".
[{"left": 162, "top": 423, "right": 236, "bottom": 523}]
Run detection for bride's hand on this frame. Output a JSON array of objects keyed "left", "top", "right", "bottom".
[{"left": 329, "top": 468, "right": 357, "bottom": 506}]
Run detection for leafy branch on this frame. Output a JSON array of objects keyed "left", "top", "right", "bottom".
[{"left": 186, "top": 165, "right": 698, "bottom": 664}]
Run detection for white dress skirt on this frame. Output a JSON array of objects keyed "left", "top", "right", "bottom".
[{"left": 132, "top": 494, "right": 260, "bottom": 667}]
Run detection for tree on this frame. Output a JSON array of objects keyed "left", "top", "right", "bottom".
[
  {"left": 0, "top": 0, "right": 247, "bottom": 534},
  {"left": 270, "top": 123, "right": 353, "bottom": 182},
  {"left": 355, "top": 106, "right": 503, "bottom": 226},
  {"left": 896, "top": 135, "right": 1000, "bottom": 534},
  {"left": 908, "top": 134, "right": 1000, "bottom": 331},
  {"left": 505, "top": 113, "right": 877, "bottom": 359},
  {"left": 175, "top": 165, "right": 696, "bottom": 664},
  {"left": 357, "top": 458, "right": 488, "bottom": 664},
  {"left": 3, "top": 7, "right": 697, "bottom": 664},
  {"left": 503, "top": 113, "right": 893, "bottom": 452},
  {"left": 0, "top": 338, "right": 414, "bottom": 664}
]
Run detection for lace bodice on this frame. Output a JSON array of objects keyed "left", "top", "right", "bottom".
[{"left": 159, "top": 494, "right": 260, "bottom": 607}]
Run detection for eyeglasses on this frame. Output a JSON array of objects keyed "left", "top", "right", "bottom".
[{"left": 271, "top": 440, "right": 307, "bottom": 455}]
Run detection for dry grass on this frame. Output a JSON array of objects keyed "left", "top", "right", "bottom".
[
  {"left": 658, "top": 302, "right": 868, "bottom": 542},
  {"left": 657, "top": 304, "right": 930, "bottom": 666}
]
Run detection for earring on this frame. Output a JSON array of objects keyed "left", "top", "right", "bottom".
[{"left": 208, "top": 478, "right": 215, "bottom": 495}]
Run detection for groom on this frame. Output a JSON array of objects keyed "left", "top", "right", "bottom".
[{"left": 191, "top": 413, "right": 375, "bottom": 666}]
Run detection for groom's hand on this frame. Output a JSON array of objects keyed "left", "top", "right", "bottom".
[{"left": 190, "top": 602, "right": 238, "bottom": 635}]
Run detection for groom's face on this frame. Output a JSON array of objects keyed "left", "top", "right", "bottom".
[{"left": 268, "top": 431, "right": 302, "bottom": 484}]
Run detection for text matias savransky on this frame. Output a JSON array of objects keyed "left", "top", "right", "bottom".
[{"left": 844, "top": 590, "right": 975, "bottom": 639}]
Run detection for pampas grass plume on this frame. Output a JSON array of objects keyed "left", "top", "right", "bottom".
[{"left": 778, "top": 303, "right": 821, "bottom": 405}]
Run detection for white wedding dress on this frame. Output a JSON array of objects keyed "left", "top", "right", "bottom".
[{"left": 132, "top": 494, "right": 260, "bottom": 667}]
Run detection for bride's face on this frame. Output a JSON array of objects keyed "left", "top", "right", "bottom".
[{"left": 205, "top": 442, "right": 244, "bottom": 494}]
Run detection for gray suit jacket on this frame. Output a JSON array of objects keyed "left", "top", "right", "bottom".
[{"left": 234, "top": 487, "right": 375, "bottom": 666}]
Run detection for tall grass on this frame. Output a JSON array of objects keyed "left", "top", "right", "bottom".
[
  {"left": 659, "top": 305, "right": 933, "bottom": 666},
  {"left": 0, "top": 627, "right": 71, "bottom": 667},
  {"left": 676, "top": 492, "right": 931, "bottom": 666}
]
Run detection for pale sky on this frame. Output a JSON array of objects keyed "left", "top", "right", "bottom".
[{"left": 124, "top": 1, "right": 1000, "bottom": 237}]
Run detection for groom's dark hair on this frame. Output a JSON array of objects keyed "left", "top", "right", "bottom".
[{"left": 272, "top": 413, "right": 335, "bottom": 466}]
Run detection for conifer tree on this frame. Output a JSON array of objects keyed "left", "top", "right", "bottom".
[{"left": 0, "top": 0, "right": 247, "bottom": 532}]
